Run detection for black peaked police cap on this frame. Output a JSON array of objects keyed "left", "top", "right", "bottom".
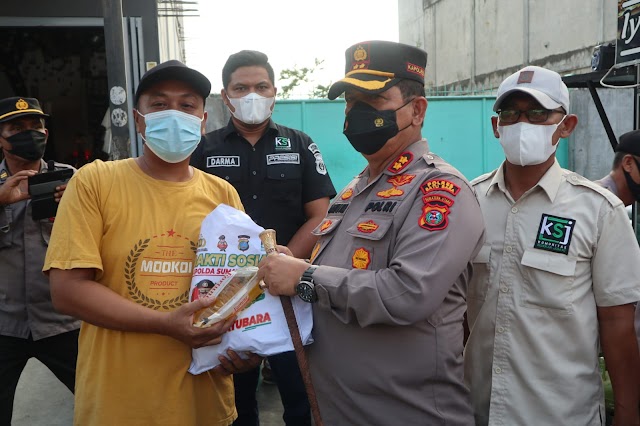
[
  {"left": 0, "top": 97, "right": 49, "bottom": 123},
  {"left": 615, "top": 129, "right": 640, "bottom": 157},
  {"left": 328, "top": 40, "right": 428, "bottom": 100},
  {"left": 134, "top": 60, "right": 211, "bottom": 104}
]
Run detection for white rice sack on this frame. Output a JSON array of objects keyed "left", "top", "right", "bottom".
[{"left": 189, "top": 204, "right": 313, "bottom": 375}]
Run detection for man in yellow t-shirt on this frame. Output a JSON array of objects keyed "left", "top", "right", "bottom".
[{"left": 44, "top": 60, "right": 260, "bottom": 425}]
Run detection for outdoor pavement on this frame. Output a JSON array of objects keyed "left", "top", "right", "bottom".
[{"left": 13, "top": 358, "right": 285, "bottom": 425}]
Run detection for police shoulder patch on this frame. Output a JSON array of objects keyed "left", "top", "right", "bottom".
[
  {"left": 420, "top": 179, "right": 461, "bottom": 196},
  {"left": 418, "top": 200, "right": 451, "bottom": 231}
]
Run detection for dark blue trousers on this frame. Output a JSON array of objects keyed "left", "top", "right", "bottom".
[
  {"left": 0, "top": 329, "right": 79, "bottom": 425},
  {"left": 233, "top": 350, "right": 310, "bottom": 426}
]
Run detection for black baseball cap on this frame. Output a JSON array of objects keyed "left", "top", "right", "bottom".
[
  {"left": 615, "top": 130, "right": 640, "bottom": 156},
  {"left": 134, "top": 60, "right": 211, "bottom": 104},
  {"left": 328, "top": 40, "right": 428, "bottom": 100},
  {"left": 0, "top": 97, "right": 49, "bottom": 123}
]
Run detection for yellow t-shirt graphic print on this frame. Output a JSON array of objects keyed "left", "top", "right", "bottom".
[
  {"left": 44, "top": 158, "right": 242, "bottom": 426},
  {"left": 129, "top": 230, "right": 195, "bottom": 309}
]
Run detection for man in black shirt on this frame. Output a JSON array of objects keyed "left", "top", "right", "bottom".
[{"left": 191, "top": 50, "right": 336, "bottom": 426}]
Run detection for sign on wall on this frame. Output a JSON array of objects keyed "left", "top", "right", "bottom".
[{"left": 617, "top": 0, "right": 640, "bottom": 67}]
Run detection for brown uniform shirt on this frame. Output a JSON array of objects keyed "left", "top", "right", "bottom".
[
  {"left": 467, "top": 162, "right": 640, "bottom": 425},
  {"left": 594, "top": 172, "right": 640, "bottom": 354},
  {"left": 307, "top": 139, "right": 485, "bottom": 426},
  {"left": 0, "top": 159, "right": 79, "bottom": 340}
]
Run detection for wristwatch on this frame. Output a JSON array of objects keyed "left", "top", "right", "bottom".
[{"left": 296, "top": 266, "right": 318, "bottom": 303}]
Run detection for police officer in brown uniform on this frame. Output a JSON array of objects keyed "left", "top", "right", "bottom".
[
  {"left": 0, "top": 97, "right": 79, "bottom": 423},
  {"left": 594, "top": 130, "right": 640, "bottom": 357},
  {"left": 257, "top": 41, "right": 485, "bottom": 425}
]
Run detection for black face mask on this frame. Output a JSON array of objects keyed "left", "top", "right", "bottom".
[
  {"left": 623, "top": 156, "right": 640, "bottom": 201},
  {"left": 6, "top": 130, "right": 47, "bottom": 161},
  {"left": 343, "top": 99, "right": 413, "bottom": 155}
]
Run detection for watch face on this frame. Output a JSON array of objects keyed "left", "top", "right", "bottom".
[{"left": 296, "top": 281, "right": 316, "bottom": 303}]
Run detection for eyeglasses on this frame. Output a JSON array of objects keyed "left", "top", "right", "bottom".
[{"left": 497, "top": 108, "right": 564, "bottom": 124}]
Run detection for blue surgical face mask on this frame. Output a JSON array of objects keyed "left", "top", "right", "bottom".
[{"left": 137, "top": 109, "right": 203, "bottom": 163}]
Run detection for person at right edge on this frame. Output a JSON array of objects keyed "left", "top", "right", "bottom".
[
  {"left": 256, "top": 40, "right": 485, "bottom": 425},
  {"left": 594, "top": 129, "right": 640, "bottom": 355},
  {"left": 465, "top": 65, "right": 640, "bottom": 426},
  {"left": 191, "top": 50, "right": 336, "bottom": 426}
]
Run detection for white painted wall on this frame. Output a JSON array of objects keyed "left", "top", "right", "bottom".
[{"left": 399, "top": 0, "right": 619, "bottom": 91}]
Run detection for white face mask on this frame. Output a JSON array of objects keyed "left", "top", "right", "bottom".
[
  {"left": 227, "top": 92, "right": 275, "bottom": 125},
  {"left": 497, "top": 116, "right": 565, "bottom": 166}
]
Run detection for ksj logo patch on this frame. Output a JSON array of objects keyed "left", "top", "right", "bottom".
[
  {"left": 534, "top": 214, "right": 576, "bottom": 255},
  {"left": 275, "top": 136, "right": 291, "bottom": 150}
]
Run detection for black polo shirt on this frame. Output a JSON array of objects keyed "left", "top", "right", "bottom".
[{"left": 191, "top": 119, "right": 336, "bottom": 245}]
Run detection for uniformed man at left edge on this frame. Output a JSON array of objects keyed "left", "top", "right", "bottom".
[{"left": 0, "top": 96, "right": 79, "bottom": 424}]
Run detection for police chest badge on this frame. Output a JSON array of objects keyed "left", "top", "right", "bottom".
[
  {"left": 320, "top": 219, "right": 333, "bottom": 232},
  {"left": 352, "top": 247, "right": 371, "bottom": 269},
  {"left": 341, "top": 188, "right": 354, "bottom": 200},
  {"left": 356, "top": 220, "right": 379, "bottom": 234},
  {"left": 534, "top": 214, "right": 575, "bottom": 255}
]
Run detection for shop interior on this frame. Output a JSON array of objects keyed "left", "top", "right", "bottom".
[{"left": 0, "top": 26, "right": 110, "bottom": 166}]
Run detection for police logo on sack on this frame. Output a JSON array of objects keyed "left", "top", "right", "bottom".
[
  {"left": 534, "top": 214, "right": 576, "bottom": 255},
  {"left": 217, "top": 235, "right": 228, "bottom": 252},
  {"left": 238, "top": 235, "right": 251, "bottom": 252}
]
